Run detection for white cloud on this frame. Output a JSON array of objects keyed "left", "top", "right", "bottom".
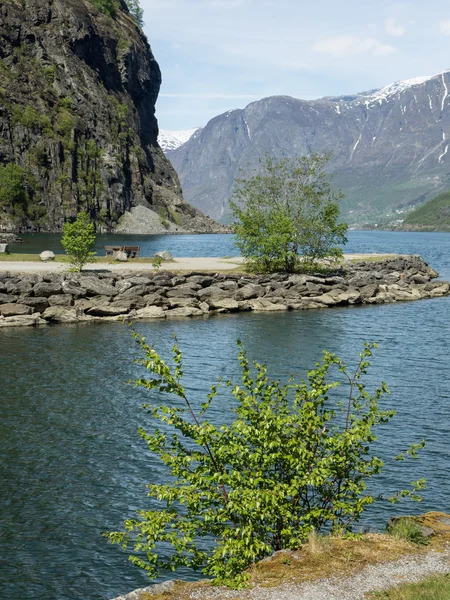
[
  {"left": 385, "top": 18, "right": 405, "bottom": 37},
  {"left": 312, "top": 36, "right": 397, "bottom": 58},
  {"left": 440, "top": 20, "right": 450, "bottom": 35}
]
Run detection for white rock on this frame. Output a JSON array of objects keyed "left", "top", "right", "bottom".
[
  {"left": 155, "top": 250, "right": 173, "bottom": 261},
  {"left": 40, "top": 250, "right": 55, "bottom": 262},
  {"left": 115, "top": 250, "right": 128, "bottom": 262},
  {"left": 0, "top": 243, "right": 8, "bottom": 253}
]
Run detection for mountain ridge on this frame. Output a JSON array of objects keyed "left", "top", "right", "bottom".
[{"left": 168, "top": 70, "right": 450, "bottom": 224}]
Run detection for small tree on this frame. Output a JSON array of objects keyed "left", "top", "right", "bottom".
[
  {"left": 106, "top": 336, "right": 425, "bottom": 588},
  {"left": 231, "top": 155, "right": 348, "bottom": 273},
  {"left": 125, "top": 0, "right": 144, "bottom": 27},
  {"left": 61, "top": 212, "right": 96, "bottom": 271}
]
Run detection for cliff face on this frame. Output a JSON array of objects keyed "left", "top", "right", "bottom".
[
  {"left": 0, "top": 0, "right": 220, "bottom": 233},
  {"left": 168, "top": 72, "right": 450, "bottom": 224}
]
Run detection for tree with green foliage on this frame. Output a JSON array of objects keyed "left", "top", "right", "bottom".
[
  {"left": 0, "top": 162, "right": 36, "bottom": 224},
  {"left": 90, "top": 0, "right": 119, "bottom": 19},
  {"left": 126, "top": 0, "right": 144, "bottom": 27},
  {"left": 61, "top": 212, "right": 96, "bottom": 271},
  {"left": 106, "top": 336, "right": 425, "bottom": 589},
  {"left": 231, "top": 155, "right": 348, "bottom": 273}
]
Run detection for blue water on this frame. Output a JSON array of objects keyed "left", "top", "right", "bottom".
[{"left": 1, "top": 231, "right": 450, "bottom": 600}]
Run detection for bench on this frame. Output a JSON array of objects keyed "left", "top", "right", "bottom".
[{"left": 104, "top": 245, "right": 140, "bottom": 259}]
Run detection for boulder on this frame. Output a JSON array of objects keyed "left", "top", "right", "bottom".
[
  {"left": 0, "top": 293, "right": 18, "bottom": 304},
  {"left": 168, "top": 298, "right": 199, "bottom": 308},
  {"left": 0, "top": 243, "right": 8, "bottom": 253},
  {"left": 155, "top": 250, "right": 173, "bottom": 261},
  {"left": 234, "top": 283, "right": 264, "bottom": 300},
  {"left": 115, "top": 280, "right": 133, "bottom": 294},
  {"left": 0, "top": 315, "right": 47, "bottom": 327},
  {"left": 114, "top": 251, "right": 128, "bottom": 262},
  {"left": 0, "top": 303, "right": 33, "bottom": 317},
  {"left": 208, "top": 298, "right": 240, "bottom": 311},
  {"left": 135, "top": 306, "right": 166, "bottom": 319},
  {"left": 427, "top": 282, "right": 450, "bottom": 297},
  {"left": 18, "top": 297, "right": 49, "bottom": 313},
  {"left": 61, "top": 280, "right": 87, "bottom": 297},
  {"left": 48, "top": 294, "right": 73, "bottom": 307},
  {"left": 33, "top": 282, "right": 62, "bottom": 297},
  {"left": 42, "top": 307, "right": 80, "bottom": 323},
  {"left": 86, "top": 305, "right": 130, "bottom": 317},
  {"left": 6, "top": 281, "right": 33, "bottom": 294},
  {"left": 78, "top": 277, "right": 118, "bottom": 297},
  {"left": 40, "top": 250, "right": 55, "bottom": 262},
  {"left": 249, "top": 299, "right": 288, "bottom": 312},
  {"left": 166, "top": 286, "right": 199, "bottom": 298}
]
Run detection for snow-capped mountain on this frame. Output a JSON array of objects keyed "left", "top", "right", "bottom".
[
  {"left": 169, "top": 70, "right": 450, "bottom": 223},
  {"left": 158, "top": 128, "right": 201, "bottom": 152}
]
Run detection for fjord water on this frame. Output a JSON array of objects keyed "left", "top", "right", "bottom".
[{"left": 1, "top": 232, "right": 450, "bottom": 600}]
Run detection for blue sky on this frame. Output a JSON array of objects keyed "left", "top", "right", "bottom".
[{"left": 141, "top": 0, "right": 450, "bottom": 130}]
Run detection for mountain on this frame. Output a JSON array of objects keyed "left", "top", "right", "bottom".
[
  {"left": 401, "top": 190, "right": 450, "bottom": 230},
  {"left": 158, "top": 128, "right": 200, "bottom": 152},
  {"left": 168, "top": 71, "right": 450, "bottom": 224},
  {"left": 0, "top": 0, "right": 220, "bottom": 233}
]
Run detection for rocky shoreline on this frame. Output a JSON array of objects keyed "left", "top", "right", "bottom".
[{"left": 0, "top": 255, "right": 449, "bottom": 328}]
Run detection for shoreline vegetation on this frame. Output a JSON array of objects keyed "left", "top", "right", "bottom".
[
  {"left": 111, "top": 512, "right": 450, "bottom": 600},
  {"left": 0, "top": 254, "right": 448, "bottom": 328}
]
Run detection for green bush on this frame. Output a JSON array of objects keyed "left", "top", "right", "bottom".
[
  {"left": 107, "top": 339, "right": 425, "bottom": 588},
  {"left": 231, "top": 155, "right": 348, "bottom": 273},
  {"left": 90, "top": 0, "right": 119, "bottom": 19},
  {"left": 61, "top": 212, "right": 96, "bottom": 271}
]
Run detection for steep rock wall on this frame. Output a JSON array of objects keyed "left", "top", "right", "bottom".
[{"left": 0, "top": 0, "right": 220, "bottom": 233}]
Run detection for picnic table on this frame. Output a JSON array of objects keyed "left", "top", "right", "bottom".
[{"left": 104, "top": 245, "right": 140, "bottom": 259}]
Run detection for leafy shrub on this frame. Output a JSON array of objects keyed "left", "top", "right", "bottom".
[
  {"left": 61, "top": 212, "right": 96, "bottom": 271},
  {"left": 107, "top": 339, "right": 426, "bottom": 588}
]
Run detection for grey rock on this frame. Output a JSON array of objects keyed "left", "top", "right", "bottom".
[
  {"left": 115, "top": 280, "right": 133, "bottom": 294},
  {"left": 114, "top": 251, "right": 128, "bottom": 262},
  {"left": 18, "top": 297, "right": 49, "bottom": 313},
  {"left": 79, "top": 277, "right": 118, "bottom": 297},
  {"left": 135, "top": 306, "right": 166, "bottom": 319},
  {"left": 48, "top": 294, "right": 73, "bottom": 307},
  {"left": 249, "top": 299, "right": 288, "bottom": 311},
  {"left": 208, "top": 298, "right": 240, "bottom": 311},
  {"left": 0, "top": 293, "right": 18, "bottom": 304},
  {"left": 234, "top": 283, "right": 265, "bottom": 300},
  {"left": 0, "top": 303, "right": 33, "bottom": 316},
  {"left": 168, "top": 298, "right": 199, "bottom": 308},
  {"left": 0, "top": 314, "right": 47, "bottom": 327},
  {"left": 166, "top": 286, "right": 198, "bottom": 298},
  {"left": 33, "top": 282, "right": 62, "bottom": 297},
  {"left": 61, "top": 280, "right": 87, "bottom": 297},
  {"left": 42, "top": 307, "right": 80, "bottom": 323}
]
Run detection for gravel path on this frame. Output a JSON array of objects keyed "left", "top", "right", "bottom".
[
  {"left": 114, "top": 546, "right": 450, "bottom": 600},
  {"left": 0, "top": 254, "right": 399, "bottom": 274}
]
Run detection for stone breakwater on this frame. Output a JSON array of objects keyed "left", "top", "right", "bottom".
[{"left": 0, "top": 255, "right": 449, "bottom": 328}]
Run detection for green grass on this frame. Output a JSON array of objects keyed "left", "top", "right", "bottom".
[
  {"left": 387, "top": 518, "right": 429, "bottom": 546},
  {"left": 367, "top": 573, "right": 450, "bottom": 599}
]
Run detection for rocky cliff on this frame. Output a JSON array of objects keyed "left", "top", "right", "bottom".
[
  {"left": 168, "top": 72, "right": 450, "bottom": 225},
  {"left": 0, "top": 0, "right": 221, "bottom": 233}
]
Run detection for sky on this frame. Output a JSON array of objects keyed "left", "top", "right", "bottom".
[{"left": 140, "top": 0, "right": 450, "bottom": 131}]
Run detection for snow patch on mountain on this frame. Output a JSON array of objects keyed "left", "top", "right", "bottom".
[
  {"left": 158, "top": 128, "right": 200, "bottom": 152},
  {"left": 358, "top": 70, "right": 450, "bottom": 106}
]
